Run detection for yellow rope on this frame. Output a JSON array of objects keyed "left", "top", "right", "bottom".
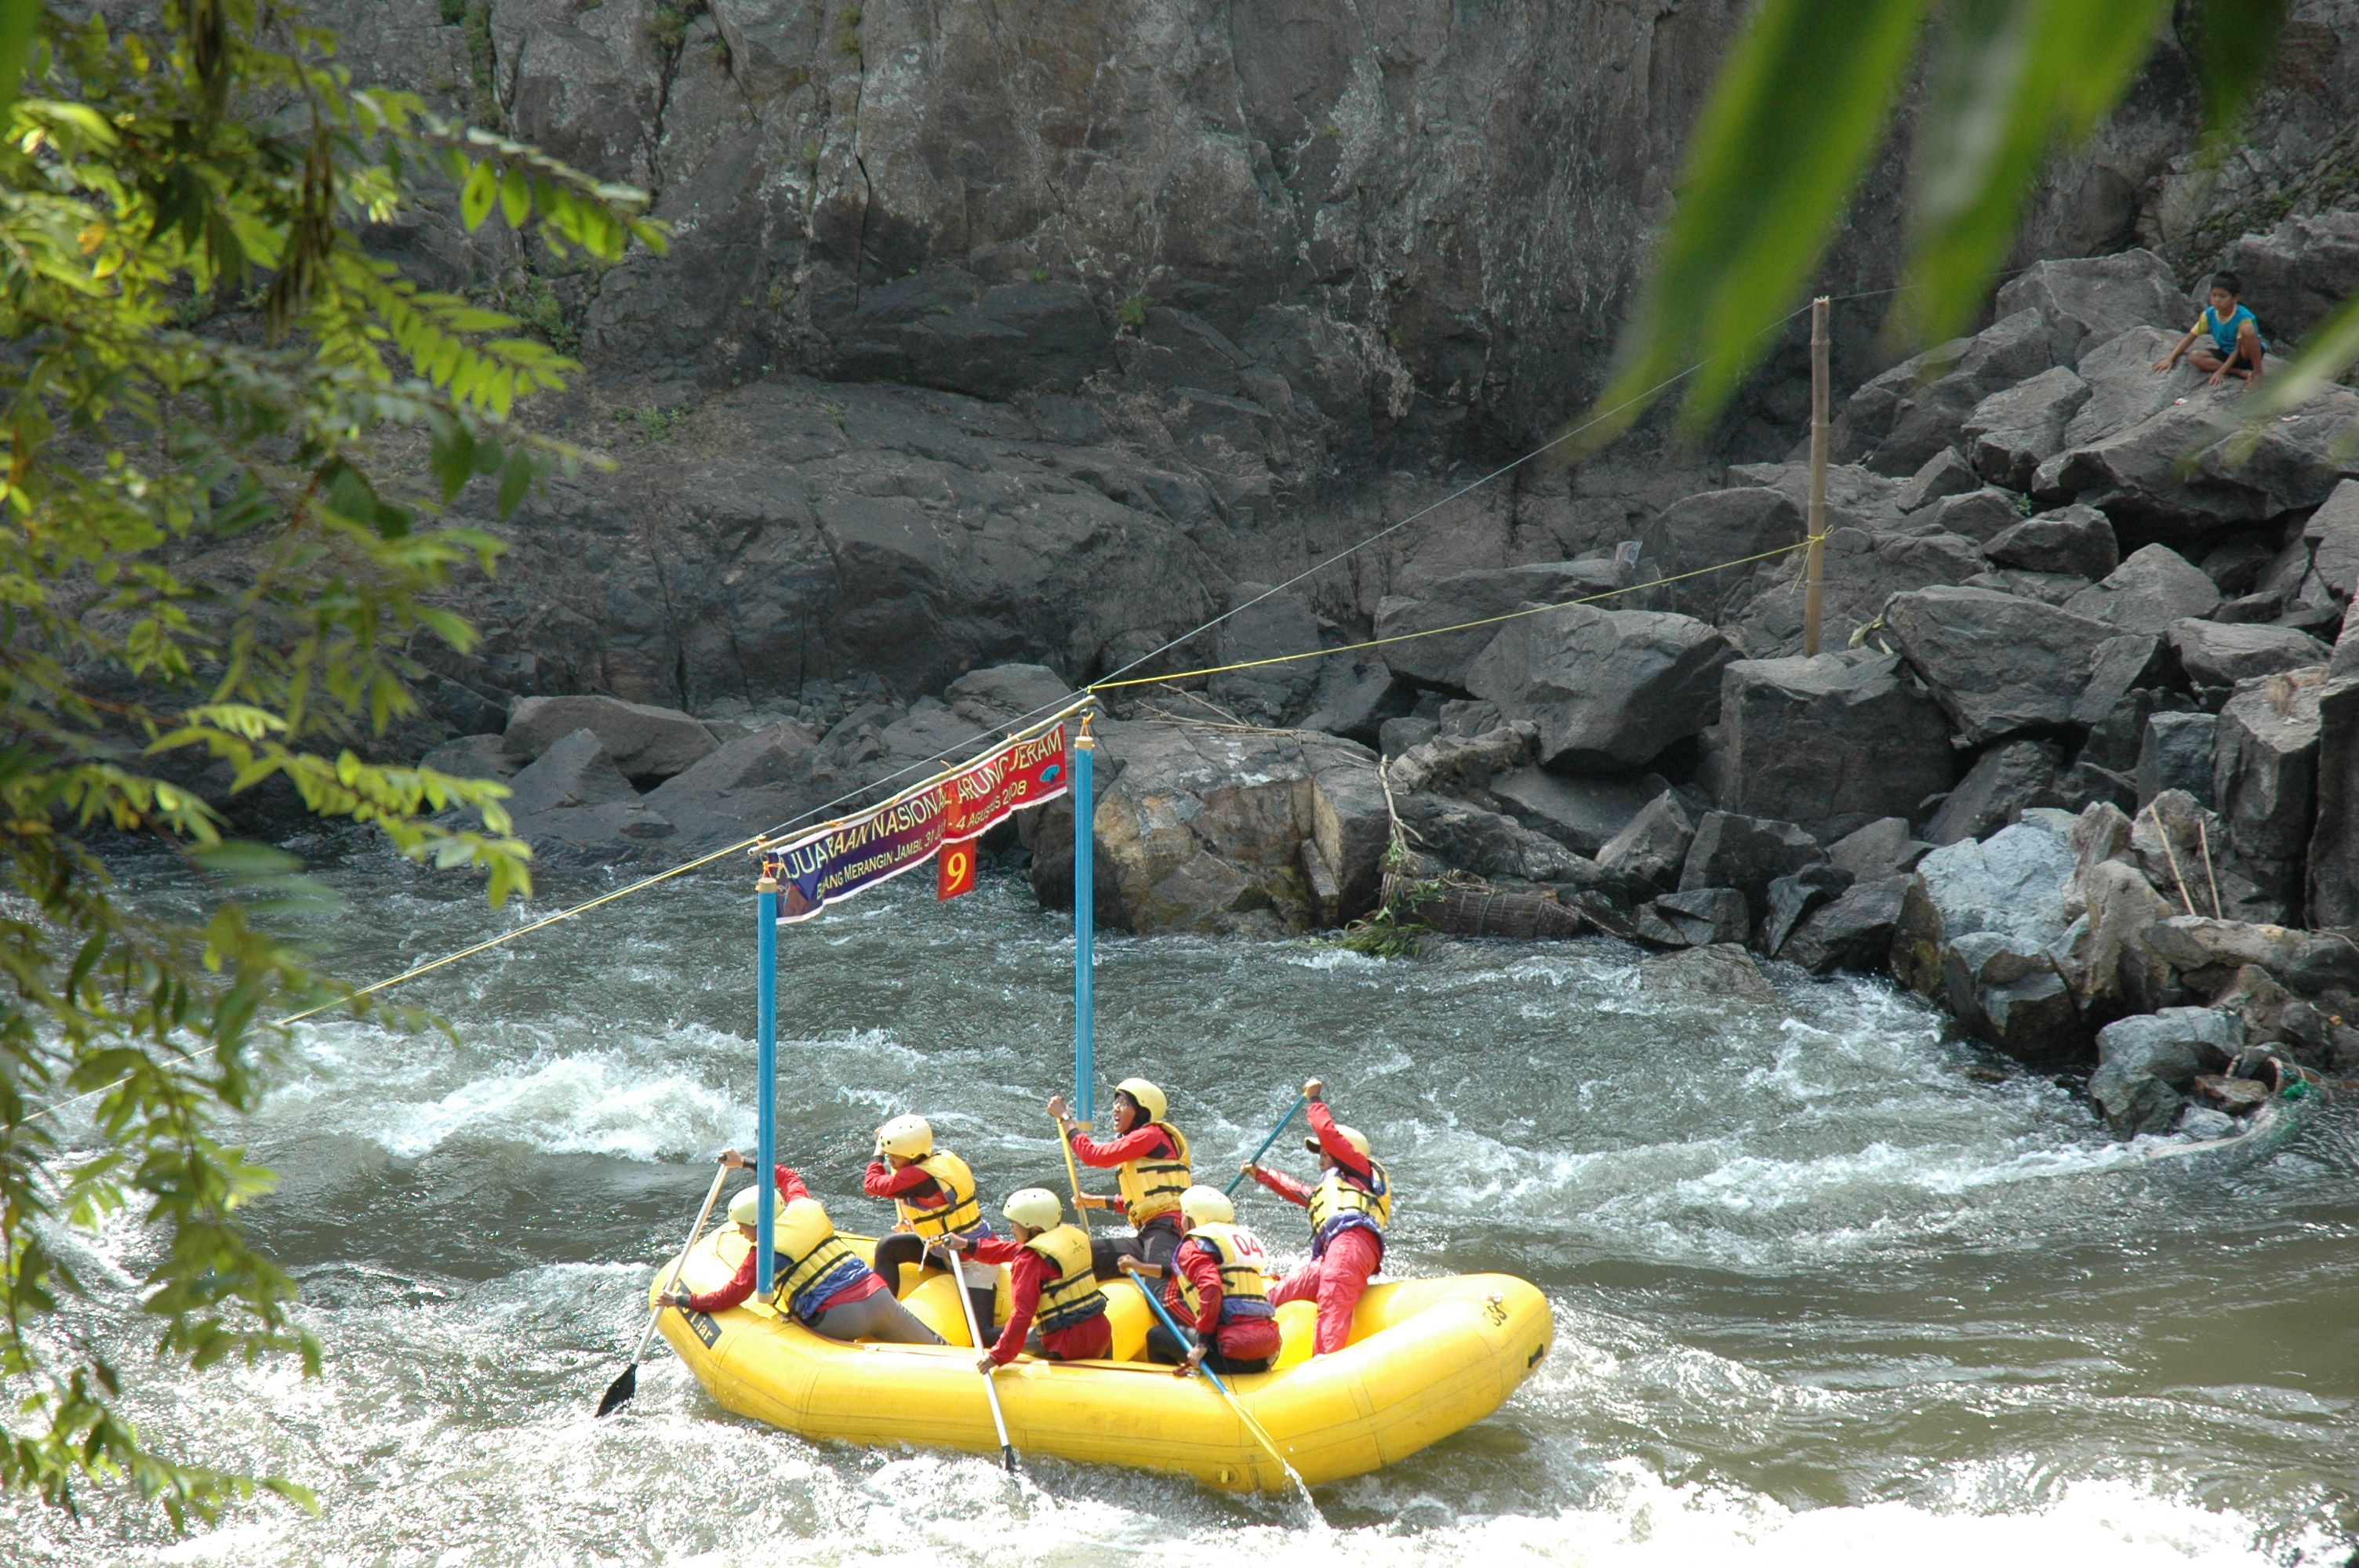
[{"left": 1085, "top": 536, "right": 1816, "bottom": 692}]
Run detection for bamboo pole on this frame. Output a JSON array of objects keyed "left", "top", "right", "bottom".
[{"left": 1803, "top": 296, "right": 1830, "bottom": 656}]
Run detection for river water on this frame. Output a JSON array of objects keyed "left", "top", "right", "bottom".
[{"left": 7, "top": 846, "right": 2358, "bottom": 1565}]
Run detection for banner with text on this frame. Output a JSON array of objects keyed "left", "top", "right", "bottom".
[{"left": 767, "top": 724, "right": 1070, "bottom": 922}]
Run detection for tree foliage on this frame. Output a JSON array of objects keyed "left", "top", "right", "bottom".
[
  {"left": 0, "top": 0, "right": 664, "bottom": 1526},
  {"left": 1581, "top": 0, "right": 2359, "bottom": 448}
]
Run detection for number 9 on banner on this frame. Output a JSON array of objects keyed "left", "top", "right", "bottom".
[{"left": 937, "top": 842, "right": 978, "bottom": 902}]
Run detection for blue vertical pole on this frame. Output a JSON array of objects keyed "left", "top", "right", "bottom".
[
  {"left": 755, "top": 872, "right": 780, "bottom": 1294},
  {"left": 1074, "top": 720, "right": 1096, "bottom": 1127}
]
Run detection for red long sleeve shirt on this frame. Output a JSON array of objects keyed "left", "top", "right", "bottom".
[
  {"left": 1249, "top": 1101, "right": 1372, "bottom": 1207},
  {"left": 1161, "top": 1236, "right": 1283, "bottom": 1361},
  {"left": 681, "top": 1166, "right": 885, "bottom": 1316},
  {"left": 965, "top": 1236, "right": 1113, "bottom": 1365},
  {"left": 1065, "top": 1123, "right": 1182, "bottom": 1216}
]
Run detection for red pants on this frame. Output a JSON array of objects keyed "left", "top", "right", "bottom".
[{"left": 1267, "top": 1227, "right": 1381, "bottom": 1354}]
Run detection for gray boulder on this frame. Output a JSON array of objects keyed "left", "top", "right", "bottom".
[
  {"left": 2306, "top": 677, "right": 2359, "bottom": 927},
  {"left": 1780, "top": 875, "right": 1909, "bottom": 975},
  {"left": 1892, "top": 810, "right": 2085, "bottom": 1060},
  {"left": 2088, "top": 1007, "right": 2243, "bottom": 1138},
  {"left": 2305, "top": 479, "right": 2359, "bottom": 602},
  {"left": 1917, "top": 488, "right": 2029, "bottom": 545},
  {"left": 2070, "top": 633, "right": 2168, "bottom": 726},
  {"left": 1834, "top": 308, "right": 2054, "bottom": 474},
  {"left": 2217, "top": 210, "right": 2359, "bottom": 346},
  {"left": 1711, "top": 649, "right": 1956, "bottom": 844},
  {"left": 1923, "top": 740, "right": 2064, "bottom": 847},
  {"left": 1597, "top": 791, "right": 1696, "bottom": 894},
  {"left": 1762, "top": 863, "right": 1856, "bottom": 954},
  {"left": 1884, "top": 586, "right": 2115, "bottom": 744},
  {"left": 1992, "top": 249, "right": 2193, "bottom": 366},
  {"left": 2167, "top": 620, "right": 2333, "bottom": 691},
  {"left": 1394, "top": 791, "right": 1598, "bottom": 885},
  {"left": 1964, "top": 366, "right": 2092, "bottom": 492},
  {"left": 2135, "top": 712, "right": 2220, "bottom": 811},
  {"left": 644, "top": 721, "right": 827, "bottom": 852},
  {"left": 1637, "top": 887, "right": 1750, "bottom": 949},
  {"left": 1299, "top": 654, "right": 1401, "bottom": 743},
  {"left": 2063, "top": 544, "right": 2222, "bottom": 633},
  {"left": 1209, "top": 583, "right": 1324, "bottom": 722},
  {"left": 503, "top": 693, "right": 721, "bottom": 782},
  {"left": 1466, "top": 603, "right": 1739, "bottom": 771},
  {"left": 1826, "top": 817, "right": 1933, "bottom": 881},
  {"left": 1386, "top": 724, "right": 1538, "bottom": 798},
  {"left": 943, "top": 663, "right": 1078, "bottom": 729},
  {"left": 1379, "top": 717, "right": 1438, "bottom": 760},
  {"left": 419, "top": 733, "right": 516, "bottom": 783},
  {"left": 1734, "top": 525, "right": 1986, "bottom": 656},
  {"left": 1489, "top": 768, "right": 1670, "bottom": 856},
  {"left": 1981, "top": 505, "right": 2119, "bottom": 580},
  {"left": 504, "top": 728, "right": 679, "bottom": 864},
  {"left": 1641, "top": 942, "right": 1782, "bottom": 1004},
  {"left": 1372, "top": 561, "right": 1623, "bottom": 693},
  {"left": 1896, "top": 448, "right": 1983, "bottom": 514},
  {"left": 1636, "top": 486, "right": 1807, "bottom": 622},
  {"left": 1679, "top": 811, "right": 1826, "bottom": 924},
  {"left": 1728, "top": 461, "right": 1913, "bottom": 534},
  {"left": 2208, "top": 665, "right": 2321, "bottom": 909}
]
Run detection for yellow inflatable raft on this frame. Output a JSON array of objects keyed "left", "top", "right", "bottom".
[{"left": 650, "top": 1227, "right": 1553, "bottom": 1491}]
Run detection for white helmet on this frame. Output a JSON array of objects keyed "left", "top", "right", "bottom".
[
  {"left": 876, "top": 1114, "right": 934, "bottom": 1160},
  {"left": 728, "top": 1185, "right": 761, "bottom": 1227},
  {"left": 1001, "top": 1188, "right": 1062, "bottom": 1232},
  {"left": 1178, "top": 1185, "right": 1234, "bottom": 1228}
]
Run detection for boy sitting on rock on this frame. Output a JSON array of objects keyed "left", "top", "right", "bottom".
[{"left": 2153, "top": 270, "right": 2266, "bottom": 391}]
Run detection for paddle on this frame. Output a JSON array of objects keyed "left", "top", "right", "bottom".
[
  {"left": 597, "top": 1160, "right": 731, "bottom": 1417},
  {"left": 1224, "top": 1093, "right": 1309, "bottom": 1197},
  {"left": 1049, "top": 1100, "right": 1092, "bottom": 1234},
  {"left": 1126, "top": 1272, "right": 1307, "bottom": 1496},
  {"left": 934, "top": 1239, "right": 1020, "bottom": 1475}
]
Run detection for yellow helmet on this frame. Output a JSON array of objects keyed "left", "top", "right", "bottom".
[
  {"left": 1114, "top": 1077, "right": 1168, "bottom": 1123},
  {"left": 728, "top": 1185, "right": 762, "bottom": 1227},
  {"left": 1001, "top": 1187, "right": 1062, "bottom": 1232},
  {"left": 1178, "top": 1185, "right": 1234, "bottom": 1228},
  {"left": 876, "top": 1114, "right": 933, "bottom": 1160},
  {"left": 1307, "top": 1124, "right": 1372, "bottom": 1160}
]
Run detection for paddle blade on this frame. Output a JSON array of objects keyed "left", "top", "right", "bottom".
[
  {"left": 594, "top": 1363, "right": 638, "bottom": 1417},
  {"left": 1001, "top": 1444, "right": 1020, "bottom": 1475}
]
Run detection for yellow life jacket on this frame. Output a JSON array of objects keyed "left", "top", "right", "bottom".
[
  {"left": 1023, "top": 1223, "right": 1108, "bottom": 1335},
  {"left": 1175, "top": 1223, "right": 1276, "bottom": 1324},
  {"left": 1114, "top": 1122, "right": 1193, "bottom": 1225},
  {"left": 895, "top": 1149, "right": 984, "bottom": 1240},
  {"left": 1306, "top": 1156, "right": 1391, "bottom": 1256},
  {"left": 769, "top": 1201, "right": 871, "bottom": 1323}
]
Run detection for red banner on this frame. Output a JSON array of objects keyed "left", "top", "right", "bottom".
[{"left": 766, "top": 723, "right": 1070, "bottom": 922}]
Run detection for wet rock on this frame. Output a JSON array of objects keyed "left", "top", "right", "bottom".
[
  {"left": 2212, "top": 669, "right": 2331, "bottom": 913},
  {"left": 1884, "top": 586, "right": 2114, "bottom": 744},
  {"left": 644, "top": 720, "right": 826, "bottom": 852},
  {"left": 2167, "top": 622, "right": 2332, "bottom": 691},
  {"left": 1386, "top": 723, "right": 1537, "bottom": 798},
  {"left": 1924, "top": 740, "right": 2064, "bottom": 847},
  {"left": 1209, "top": 583, "right": 1324, "bottom": 723},
  {"left": 1680, "top": 811, "right": 1826, "bottom": 924},
  {"left": 1780, "top": 874, "right": 1911, "bottom": 975},
  {"left": 1826, "top": 817, "right": 1933, "bottom": 881},
  {"left": 1892, "top": 809, "right": 2083, "bottom": 1059},
  {"left": 2305, "top": 479, "right": 2359, "bottom": 603},
  {"left": 2311, "top": 677, "right": 2359, "bottom": 927},
  {"left": 1834, "top": 308, "right": 2053, "bottom": 474},
  {"left": 1635, "top": 487, "right": 1805, "bottom": 622},
  {"left": 1466, "top": 603, "right": 1739, "bottom": 772},
  {"left": 1641, "top": 942, "right": 1781, "bottom": 1005},
  {"left": 1965, "top": 367, "right": 2092, "bottom": 492},
  {"left": 1489, "top": 768, "right": 1670, "bottom": 856},
  {"left": 1372, "top": 561, "right": 1623, "bottom": 694},
  {"left": 1711, "top": 649, "right": 1956, "bottom": 845},
  {"left": 1917, "top": 487, "right": 2026, "bottom": 544},
  {"left": 2191, "top": 1073, "right": 2271, "bottom": 1114},
  {"left": 2135, "top": 712, "right": 2219, "bottom": 810},
  {"left": 1981, "top": 505, "right": 2119, "bottom": 580},
  {"left": 2216, "top": 210, "right": 2359, "bottom": 345},
  {"left": 1637, "top": 887, "right": 1750, "bottom": 948},
  {"left": 1991, "top": 249, "right": 2192, "bottom": 366},
  {"left": 2088, "top": 1007, "right": 2243, "bottom": 1137},
  {"left": 1597, "top": 791, "right": 1696, "bottom": 894},
  {"left": 503, "top": 694, "right": 721, "bottom": 782},
  {"left": 1762, "top": 863, "right": 1855, "bottom": 954},
  {"left": 2063, "top": 545, "right": 2222, "bottom": 633},
  {"left": 1896, "top": 448, "right": 1983, "bottom": 514}
]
